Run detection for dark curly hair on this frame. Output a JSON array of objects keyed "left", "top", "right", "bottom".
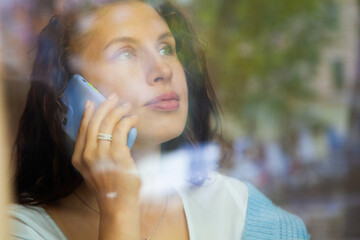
[{"left": 13, "top": 0, "right": 223, "bottom": 205}]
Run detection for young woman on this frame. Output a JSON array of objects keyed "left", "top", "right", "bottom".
[{"left": 9, "top": 0, "right": 310, "bottom": 239}]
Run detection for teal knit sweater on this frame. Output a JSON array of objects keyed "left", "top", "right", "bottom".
[{"left": 243, "top": 183, "right": 311, "bottom": 240}]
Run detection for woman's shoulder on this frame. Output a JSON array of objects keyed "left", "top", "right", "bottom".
[
  {"left": 9, "top": 203, "right": 46, "bottom": 217},
  {"left": 241, "top": 183, "right": 311, "bottom": 240},
  {"left": 186, "top": 173, "right": 311, "bottom": 239},
  {"left": 8, "top": 203, "right": 67, "bottom": 240}
]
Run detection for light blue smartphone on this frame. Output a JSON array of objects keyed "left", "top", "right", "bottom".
[{"left": 61, "top": 74, "right": 137, "bottom": 149}]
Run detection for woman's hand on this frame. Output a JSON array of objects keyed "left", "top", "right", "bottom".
[{"left": 71, "top": 93, "right": 141, "bottom": 239}]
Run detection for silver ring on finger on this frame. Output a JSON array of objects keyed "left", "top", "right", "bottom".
[{"left": 97, "top": 133, "right": 113, "bottom": 141}]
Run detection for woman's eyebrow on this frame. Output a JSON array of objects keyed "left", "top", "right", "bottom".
[
  {"left": 104, "top": 32, "right": 174, "bottom": 50},
  {"left": 158, "top": 32, "right": 174, "bottom": 41},
  {"left": 104, "top": 37, "right": 139, "bottom": 50}
]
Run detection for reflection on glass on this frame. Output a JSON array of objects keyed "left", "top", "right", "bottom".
[{"left": 1, "top": 0, "right": 359, "bottom": 239}]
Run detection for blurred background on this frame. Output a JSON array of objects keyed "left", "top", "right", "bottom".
[{"left": 0, "top": 0, "right": 359, "bottom": 239}]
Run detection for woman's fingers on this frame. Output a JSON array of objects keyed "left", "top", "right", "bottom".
[
  {"left": 72, "top": 93, "right": 139, "bottom": 197},
  {"left": 97, "top": 103, "right": 132, "bottom": 158},
  {"left": 111, "top": 116, "right": 138, "bottom": 165},
  {"left": 85, "top": 93, "right": 119, "bottom": 150},
  {"left": 72, "top": 100, "right": 95, "bottom": 171}
]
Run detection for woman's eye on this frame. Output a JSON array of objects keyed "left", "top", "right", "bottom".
[
  {"left": 113, "top": 48, "right": 135, "bottom": 60},
  {"left": 159, "top": 45, "right": 175, "bottom": 56}
]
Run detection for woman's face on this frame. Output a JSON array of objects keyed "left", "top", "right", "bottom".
[{"left": 71, "top": 1, "right": 188, "bottom": 147}]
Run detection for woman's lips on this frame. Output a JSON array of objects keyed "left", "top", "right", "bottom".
[{"left": 145, "top": 92, "right": 180, "bottom": 111}]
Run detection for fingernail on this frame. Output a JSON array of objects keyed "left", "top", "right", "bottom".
[
  {"left": 85, "top": 100, "right": 90, "bottom": 108},
  {"left": 108, "top": 93, "right": 117, "bottom": 100},
  {"left": 123, "top": 102, "right": 131, "bottom": 107}
]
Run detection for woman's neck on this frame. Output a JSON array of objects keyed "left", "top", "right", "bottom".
[{"left": 132, "top": 144, "right": 165, "bottom": 201}]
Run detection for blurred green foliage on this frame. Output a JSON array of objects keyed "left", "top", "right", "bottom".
[{"left": 186, "top": 0, "right": 339, "bottom": 140}]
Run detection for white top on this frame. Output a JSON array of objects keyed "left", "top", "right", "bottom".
[{"left": 9, "top": 173, "right": 249, "bottom": 240}]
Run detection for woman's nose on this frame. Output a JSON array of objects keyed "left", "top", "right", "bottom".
[{"left": 146, "top": 55, "right": 173, "bottom": 85}]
